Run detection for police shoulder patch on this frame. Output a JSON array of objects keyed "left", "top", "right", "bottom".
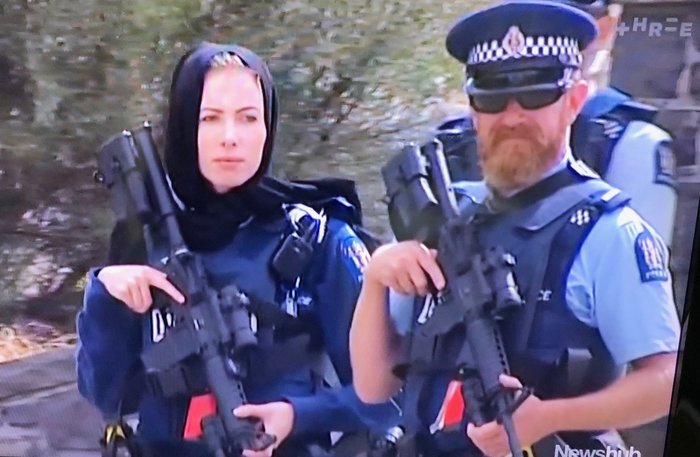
[
  {"left": 342, "top": 236, "right": 370, "bottom": 276},
  {"left": 654, "top": 140, "right": 676, "bottom": 188},
  {"left": 634, "top": 229, "right": 669, "bottom": 283}
]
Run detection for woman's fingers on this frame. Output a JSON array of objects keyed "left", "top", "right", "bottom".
[
  {"left": 146, "top": 268, "right": 186, "bottom": 304},
  {"left": 97, "top": 265, "right": 186, "bottom": 313},
  {"left": 137, "top": 277, "right": 154, "bottom": 313}
]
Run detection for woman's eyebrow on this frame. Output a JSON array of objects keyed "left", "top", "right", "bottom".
[{"left": 199, "top": 106, "right": 260, "bottom": 112}]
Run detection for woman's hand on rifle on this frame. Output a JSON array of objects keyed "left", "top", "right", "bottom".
[
  {"left": 234, "top": 402, "right": 294, "bottom": 457},
  {"left": 97, "top": 265, "right": 186, "bottom": 313}
]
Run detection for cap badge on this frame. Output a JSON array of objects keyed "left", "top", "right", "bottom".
[{"left": 502, "top": 25, "right": 526, "bottom": 57}]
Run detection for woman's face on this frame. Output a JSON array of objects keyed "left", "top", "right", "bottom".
[{"left": 197, "top": 63, "right": 267, "bottom": 193}]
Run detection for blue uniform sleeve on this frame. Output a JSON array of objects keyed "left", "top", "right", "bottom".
[
  {"left": 75, "top": 268, "right": 144, "bottom": 418},
  {"left": 604, "top": 121, "right": 677, "bottom": 246},
  {"left": 287, "top": 384, "right": 401, "bottom": 435},
  {"left": 286, "top": 219, "right": 401, "bottom": 436},
  {"left": 566, "top": 207, "right": 681, "bottom": 366}
]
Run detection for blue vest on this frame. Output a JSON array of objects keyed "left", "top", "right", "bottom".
[
  {"left": 404, "top": 163, "right": 631, "bottom": 454},
  {"left": 138, "top": 206, "right": 331, "bottom": 445},
  {"left": 475, "top": 166, "right": 628, "bottom": 399}
]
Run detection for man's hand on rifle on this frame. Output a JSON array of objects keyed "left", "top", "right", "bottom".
[
  {"left": 97, "top": 265, "right": 186, "bottom": 313},
  {"left": 364, "top": 241, "right": 446, "bottom": 296},
  {"left": 233, "top": 402, "right": 294, "bottom": 457},
  {"left": 466, "top": 374, "right": 551, "bottom": 457}
]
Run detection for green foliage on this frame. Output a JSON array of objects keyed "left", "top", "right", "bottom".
[{"left": 0, "top": 0, "right": 487, "bottom": 316}]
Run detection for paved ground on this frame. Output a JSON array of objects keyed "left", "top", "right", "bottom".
[{"left": 0, "top": 347, "right": 102, "bottom": 457}]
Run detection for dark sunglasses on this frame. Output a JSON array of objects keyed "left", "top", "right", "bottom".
[
  {"left": 464, "top": 68, "right": 576, "bottom": 114},
  {"left": 467, "top": 85, "right": 567, "bottom": 113}
]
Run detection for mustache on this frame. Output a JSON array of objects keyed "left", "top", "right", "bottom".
[{"left": 489, "top": 123, "right": 542, "bottom": 146}]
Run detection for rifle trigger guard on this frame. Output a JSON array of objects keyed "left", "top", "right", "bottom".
[{"left": 505, "top": 386, "right": 533, "bottom": 419}]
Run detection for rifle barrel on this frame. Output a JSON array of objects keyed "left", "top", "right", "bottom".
[
  {"left": 132, "top": 123, "right": 187, "bottom": 252},
  {"left": 423, "top": 139, "right": 460, "bottom": 220}
]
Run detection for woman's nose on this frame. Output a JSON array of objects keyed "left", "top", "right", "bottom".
[{"left": 222, "top": 118, "right": 237, "bottom": 147}]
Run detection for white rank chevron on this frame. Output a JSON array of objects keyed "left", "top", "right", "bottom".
[{"left": 570, "top": 209, "right": 592, "bottom": 226}]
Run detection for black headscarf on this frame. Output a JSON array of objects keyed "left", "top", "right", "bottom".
[{"left": 108, "top": 42, "right": 365, "bottom": 261}]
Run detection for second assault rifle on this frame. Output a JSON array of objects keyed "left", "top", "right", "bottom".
[
  {"left": 380, "top": 139, "right": 530, "bottom": 457},
  {"left": 95, "top": 122, "right": 275, "bottom": 457}
]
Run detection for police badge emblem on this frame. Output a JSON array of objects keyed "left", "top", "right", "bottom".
[
  {"left": 634, "top": 229, "right": 669, "bottom": 283},
  {"left": 654, "top": 140, "right": 676, "bottom": 188},
  {"left": 502, "top": 25, "right": 526, "bottom": 58},
  {"left": 342, "top": 237, "right": 370, "bottom": 280}
]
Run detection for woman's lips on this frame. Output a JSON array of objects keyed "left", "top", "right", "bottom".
[{"left": 213, "top": 158, "right": 244, "bottom": 169}]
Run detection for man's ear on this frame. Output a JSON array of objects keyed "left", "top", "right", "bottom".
[{"left": 566, "top": 79, "right": 589, "bottom": 123}]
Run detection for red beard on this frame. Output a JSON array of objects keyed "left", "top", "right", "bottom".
[{"left": 478, "top": 121, "right": 566, "bottom": 193}]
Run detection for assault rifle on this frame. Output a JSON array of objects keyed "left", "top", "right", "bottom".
[
  {"left": 95, "top": 122, "right": 275, "bottom": 457},
  {"left": 381, "top": 139, "right": 530, "bottom": 457}
]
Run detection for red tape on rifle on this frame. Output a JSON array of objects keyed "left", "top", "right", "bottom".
[
  {"left": 444, "top": 380, "right": 466, "bottom": 427},
  {"left": 430, "top": 380, "right": 466, "bottom": 433},
  {"left": 183, "top": 394, "right": 217, "bottom": 439}
]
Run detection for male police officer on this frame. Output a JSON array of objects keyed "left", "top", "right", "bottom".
[
  {"left": 350, "top": 1, "right": 681, "bottom": 456},
  {"left": 439, "top": 0, "right": 677, "bottom": 246}
]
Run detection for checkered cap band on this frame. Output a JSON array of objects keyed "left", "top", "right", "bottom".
[{"left": 467, "top": 35, "right": 582, "bottom": 66}]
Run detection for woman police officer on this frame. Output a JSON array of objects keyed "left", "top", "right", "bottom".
[{"left": 76, "top": 42, "right": 397, "bottom": 457}]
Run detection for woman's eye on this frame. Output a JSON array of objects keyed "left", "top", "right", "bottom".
[
  {"left": 244, "top": 114, "right": 258, "bottom": 122},
  {"left": 200, "top": 114, "right": 217, "bottom": 122}
]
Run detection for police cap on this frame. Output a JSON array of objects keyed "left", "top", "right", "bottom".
[
  {"left": 445, "top": 1, "right": 599, "bottom": 112},
  {"left": 446, "top": 0, "right": 598, "bottom": 75}
]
